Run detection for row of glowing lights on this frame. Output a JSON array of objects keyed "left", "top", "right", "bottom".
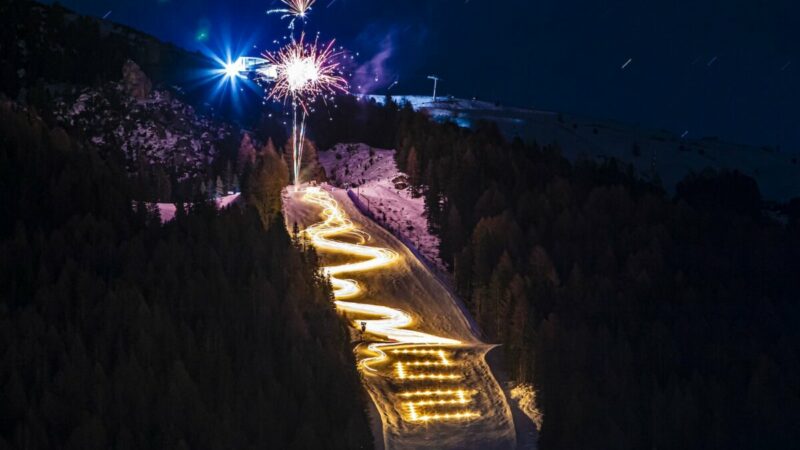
[
  {"left": 400, "top": 388, "right": 480, "bottom": 422},
  {"left": 300, "top": 187, "right": 480, "bottom": 422}
]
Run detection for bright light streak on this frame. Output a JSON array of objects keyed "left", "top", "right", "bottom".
[
  {"left": 198, "top": 36, "right": 267, "bottom": 111},
  {"left": 402, "top": 389, "right": 478, "bottom": 422},
  {"left": 224, "top": 58, "right": 246, "bottom": 78},
  {"left": 398, "top": 389, "right": 474, "bottom": 398},
  {"left": 299, "top": 187, "right": 481, "bottom": 423}
]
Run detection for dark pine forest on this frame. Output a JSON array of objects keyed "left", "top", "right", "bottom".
[
  {"left": 0, "top": 102, "right": 373, "bottom": 449},
  {"left": 1, "top": 3, "right": 373, "bottom": 448}
]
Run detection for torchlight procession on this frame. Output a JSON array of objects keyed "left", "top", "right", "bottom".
[{"left": 301, "top": 187, "right": 481, "bottom": 423}]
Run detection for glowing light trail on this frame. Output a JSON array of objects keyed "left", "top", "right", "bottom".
[
  {"left": 398, "top": 389, "right": 474, "bottom": 398},
  {"left": 300, "top": 187, "right": 481, "bottom": 422}
]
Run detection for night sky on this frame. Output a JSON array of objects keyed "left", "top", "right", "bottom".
[{"left": 52, "top": 0, "right": 799, "bottom": 151}]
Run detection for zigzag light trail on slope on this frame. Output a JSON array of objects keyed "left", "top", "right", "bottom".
[{"left": 300, "top": 186, "right": 480, "bottom": 423}]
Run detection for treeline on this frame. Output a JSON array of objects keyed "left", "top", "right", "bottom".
[
  {"left": 390, "top": 109, "right": 800, "bottom": 448},
  {"left": 305, "top": 96, "right": 401, "bottom": 152},
  {"left": 0, "top": 100, "right": 373, "bottom": 449}
]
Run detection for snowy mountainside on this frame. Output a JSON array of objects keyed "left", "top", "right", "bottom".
[
  {"left": 319, "top": 143, "right": 398, "bottom": 188},
  {"left": 370, "top": 95, "right": 800, "bottom": 201},
  {"left": 319, "top": 143, "right": 444, "bottom": 269},
  {"left": 55, "top": 81, "right": 231, "bottom": 182}
]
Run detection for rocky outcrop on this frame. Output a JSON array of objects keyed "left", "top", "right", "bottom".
[
  {"left": 121, "top": 60, "right": 151, "bottom": 100},
  {"left": 55, "top": 81, "right": 231, "bottom": 182}
]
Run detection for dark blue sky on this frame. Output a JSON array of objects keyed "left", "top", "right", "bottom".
[{"left": 54, "top": 0, "right": 799, "bottom": 151}]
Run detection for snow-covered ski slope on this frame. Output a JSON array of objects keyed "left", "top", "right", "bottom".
[{"left": 283, "top": 185, "right": 521, "bottom": 449}]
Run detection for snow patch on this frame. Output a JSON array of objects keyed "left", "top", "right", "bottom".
[
  {"left": 149, "top": 193, "right": 241, "bottom": 223},
  {"left": 510, "top": 382, "right": 543, "bottom": 432}
]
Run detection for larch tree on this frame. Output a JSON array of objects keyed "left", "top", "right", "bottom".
[
  {"left": 247, "top": 139, "right": 288, "bottom": 229},
  {"left": 237, "top": 132, "right": 257, "bottom": 172}
]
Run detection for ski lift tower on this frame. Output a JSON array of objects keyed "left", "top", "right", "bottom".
[{"left": 427, "top": 75, "right": 441, "bottom": 102}]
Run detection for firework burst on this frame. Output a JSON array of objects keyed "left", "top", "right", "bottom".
[
  {"left": 263, "top": 33, "right": 348, "bottom": 111},
  {"left": 268, "top": 0, "right": 316, "bottom": 28},
  {"left": 262, "top": 33, "right": 348, "bottom": 185}
]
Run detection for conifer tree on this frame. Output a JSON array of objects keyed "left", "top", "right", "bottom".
[
  {"left": 215, "top": 175, "right": 224, "bottom": 198},
  {"left": 237, "top": 133, "right": 257, "bottom": 171},
  {"left": 246, "top": 139, "right": 289, "bottom": 228}
]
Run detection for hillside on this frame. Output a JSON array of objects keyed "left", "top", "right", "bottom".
[
  {"left": 54, "top": 65, "right": 233, "bottom": 184},
  {"left": 369, "top": 95, "right": 800, "bottom": 202},
  {"left": 318, "top": 143, "right": 444, "bottom": 269},
  {"left": 0, "top": 3, "right": 375, "bottom": 448},
  {"left": 390, "top": 105, "right": 800, "bottom": 449},
  {"left": 0, "top": 81, "right": 373, "bottom": 450},
  {"left": 2, "top": 1, "right": 246, "bottom": 202}
]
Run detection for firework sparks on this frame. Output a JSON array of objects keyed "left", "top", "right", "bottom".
[
  {"left": 263, "top": 33, "right": 348, "bottom": 110},
  {"left": 262, "top": 34, "right": 348, "bottom": 185},
  {"left": 268, "top": 0, "right": 317, "bottom": 27}
]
